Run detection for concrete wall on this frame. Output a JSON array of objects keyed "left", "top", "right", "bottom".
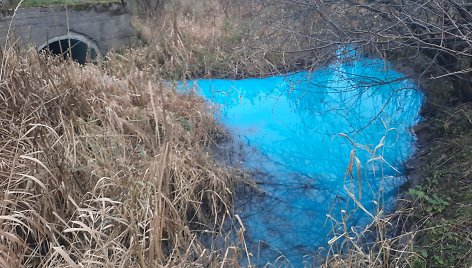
[{"left": 0, "top": 3, "right": 136, "bottom": 54}]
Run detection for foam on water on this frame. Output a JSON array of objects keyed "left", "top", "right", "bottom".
[{"left": 181, "top": 58, "right": 423, "bottom": 266}]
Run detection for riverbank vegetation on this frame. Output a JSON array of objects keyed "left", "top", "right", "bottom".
[
  {"left": 117, "top": 1, "right": 472, "bottom": 266},
  {"left": 0, "top": 48, "right": 254, "bottom": 266},
  {"left": 1, "top": 0, "right": 471, "bottom": 267}
]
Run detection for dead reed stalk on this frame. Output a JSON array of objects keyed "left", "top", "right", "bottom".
[{"left": 0, "top": 48, "right": 245, "bottom": 267}]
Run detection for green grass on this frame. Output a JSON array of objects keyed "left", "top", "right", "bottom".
[{"left": 410, "top": 104, "right": 472, "bottom": 267}]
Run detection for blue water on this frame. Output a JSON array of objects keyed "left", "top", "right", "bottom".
[{"left": 181, "top": 58, "right": 423, "bottom": 267}]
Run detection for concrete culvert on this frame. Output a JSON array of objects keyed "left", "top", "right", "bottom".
[{"left": 37, "top": 33, "right": 102, "bottom": 64}]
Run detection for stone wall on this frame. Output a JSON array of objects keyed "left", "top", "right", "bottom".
[{"left": 0, "top": 3, "right": 136, "bottom": 54}]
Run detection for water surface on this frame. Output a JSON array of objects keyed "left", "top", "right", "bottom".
[{"left": 182, "top": 58, "right": 422, "bottom": 266}]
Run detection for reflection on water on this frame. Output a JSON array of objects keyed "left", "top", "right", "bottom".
[{"left": 182, "top": 58, "right": 423, "bottom": 266}]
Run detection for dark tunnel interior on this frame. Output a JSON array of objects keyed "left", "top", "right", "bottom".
[{"left": 40, "top": 39, "right": 98, "bottom": 64}]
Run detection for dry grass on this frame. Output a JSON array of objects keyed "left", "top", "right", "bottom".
[
  {"left": 315, "top": 136, "right": 425, "bottom": 268},
  {"left": 123, "top": 0, "right": 338, "bottom": 80},
  {"left": 2, "top": 0, "right": 467, "bottom": 267},
  {"left": 0, "top": 47, "right": 250, "bottom": 267},
  {"left": 104, "top": 3, "right": 441, "bottom": 267}
]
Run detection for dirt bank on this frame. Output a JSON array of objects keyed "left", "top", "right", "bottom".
[{"left": 394, "top": 51, "right": 472, "bottom": 267}]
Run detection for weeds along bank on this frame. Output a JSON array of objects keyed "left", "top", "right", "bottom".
[
  {"left": 0, "top": 1, "right": 303, "bottom": 266},
  {"left": 126, "top": 0, "right": 337, "bottom": 80},
  {"left": 1, "top": 0, "right": 470, "bottom": 267},
  {"left": 0, "top": 49, "right": 249, "bottom": 267},
  {"left": 129, "top": 1, "right": 472, "bottom": 267}
]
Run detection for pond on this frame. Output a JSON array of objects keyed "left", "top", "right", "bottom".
[{"left": 181, "top": 57, "right": 423, "bottom": 266}]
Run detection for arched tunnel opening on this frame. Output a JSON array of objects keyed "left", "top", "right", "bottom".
[{"left": 40, "top": 38, "right": 99, "bottom": 65}]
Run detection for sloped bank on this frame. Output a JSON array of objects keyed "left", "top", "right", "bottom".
[
  {"left": 393, "top": 50, "right": 472, "bottom": 267},
  {"left": 0, "top": 49, "right": 246, "bottom": 267}
]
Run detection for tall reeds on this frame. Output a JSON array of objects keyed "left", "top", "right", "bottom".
[{"left": 0, "top": 48, "right": 245, "bottom": 267}]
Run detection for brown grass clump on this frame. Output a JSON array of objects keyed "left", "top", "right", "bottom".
[
  {"left": 124, "top": 0, "right": 336, "bottom": 80},
  {"left": 0, "top": 49, "right": 246, "bottom": 267}
]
